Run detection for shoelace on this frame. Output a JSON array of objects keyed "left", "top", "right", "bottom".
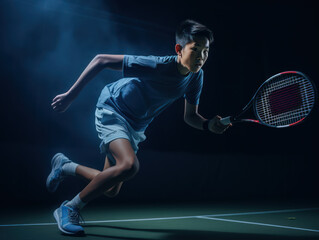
[{"left": 68, "top": 208, "right": 85, "bottom": 225}]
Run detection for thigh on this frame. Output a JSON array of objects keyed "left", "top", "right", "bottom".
[{"left": 108, "top": 138, "right": 138, "bottom": 165}]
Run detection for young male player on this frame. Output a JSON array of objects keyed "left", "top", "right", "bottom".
[{"left": 48, "top": 19, "right": 230, "bottom": 235}]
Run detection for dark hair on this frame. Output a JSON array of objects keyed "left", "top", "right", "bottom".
[{"left": 176, "top": 19, "right": 214, "bottom": 47}]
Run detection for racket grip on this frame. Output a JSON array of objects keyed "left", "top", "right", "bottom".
[{"left": 220, "top": 116, "right": 232, "bottom": 125}]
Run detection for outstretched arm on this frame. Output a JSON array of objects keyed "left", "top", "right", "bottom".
[
  {"left": 51, "top": 54, "right": 124, "bottom": 112},
  {"left": 183, "top": 99, "right": 230, "bottom": 134}
]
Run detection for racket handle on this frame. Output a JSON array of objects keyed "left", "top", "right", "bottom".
[{"left": 220, "top": 116, "right": 232, "bottom": 125}]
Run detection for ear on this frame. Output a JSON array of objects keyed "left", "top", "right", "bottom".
[{"left": 175, "top": 44, "right": 183, "bottom": 56}]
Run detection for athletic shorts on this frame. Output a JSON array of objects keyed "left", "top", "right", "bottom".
[{"left": 95, "top": 107, "right": 146, "bottom": 166}]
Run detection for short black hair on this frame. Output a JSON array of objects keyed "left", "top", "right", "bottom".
[{"left": 176, "top": 19, "right": 214, "bottom": 47}]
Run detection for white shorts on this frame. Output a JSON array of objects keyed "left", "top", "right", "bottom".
[{"left": 95, "top": 107, "right": 146, "bottom": 165}]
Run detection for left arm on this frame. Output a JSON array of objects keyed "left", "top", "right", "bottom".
[
  {"left": 184, "top": 100, "right": 207, "bottom": 130},
  {"left": 183, "top": 100, "right": 230, "bottom": 134}
]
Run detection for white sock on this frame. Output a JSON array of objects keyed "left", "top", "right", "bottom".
[
  {"left": 62, "top": 162, "right": 79, "bottom": 176},
  {"left": 66, "top": 193, "right": 86, "bottom": 210}
]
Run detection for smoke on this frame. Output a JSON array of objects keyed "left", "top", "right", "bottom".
[{"left": 1, "top": 0, "right": 174, "bottom": 148}]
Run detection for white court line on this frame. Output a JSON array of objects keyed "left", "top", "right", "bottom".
[
  {"left": 0, "top": 222, "right": 57, "bottom": 227},
  {"left": 203, "top": 207, "right": 319, "bottom": 218},
  {"left": 197, "top": 216, "right": 319, "bottom": 233},
  {"left": 0, "top": 207, "right": 318, "bottom": 228}
]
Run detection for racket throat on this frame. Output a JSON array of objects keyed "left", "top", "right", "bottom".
[
  {"left": 220, "top": 116, "right": 260, "bottom": 125},
  {"left": 240, "top": 119, "right": 260, "bottom": 124}
]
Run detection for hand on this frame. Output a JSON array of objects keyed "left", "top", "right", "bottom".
[
  {"left": 51, "top": 92, "right": 74, "bottom": 113},
  {"left": 208, "top": 115, "right": 231, "bottom": 134}
]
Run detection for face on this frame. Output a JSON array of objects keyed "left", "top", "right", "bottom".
[{"left": 176, "top": 36, "right": 210, "bottom": 74}]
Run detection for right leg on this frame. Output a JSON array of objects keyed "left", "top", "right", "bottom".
[
  {"left": 75, "top": 156, "right": 123, "bottom": 198},
  {"left": 79, "top": 138, "right": 139, "bottom": 203},
  {"left": 53, "top": 139, "right": 136, "bottom": 235},
  {"left": 75, "top": 165, "right": 100, "bottom": 182},
  {"left": 47, "top": 153, "right": 123, "bottom": 197}
]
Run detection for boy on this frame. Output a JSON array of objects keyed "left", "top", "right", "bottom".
[{"left": 48, "top": 19, "right": 230, "bottom": 235}]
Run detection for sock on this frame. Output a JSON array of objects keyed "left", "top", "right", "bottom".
[
  {"left": 66, "top": 193, "right": 86, "bottom": 210},
  {"left": 62, "top": 162, "right": 79, "bottom": 176}
]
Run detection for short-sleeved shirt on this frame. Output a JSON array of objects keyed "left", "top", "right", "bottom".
[{"left": 96, "top": 55, "right": 204, "bottom": 131}]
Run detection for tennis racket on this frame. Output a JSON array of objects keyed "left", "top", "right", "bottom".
[{"left": 220, "top": 71, "right": 317, "bottom": 128}]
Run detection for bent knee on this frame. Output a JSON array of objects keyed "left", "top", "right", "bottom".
[{"left": 118, "top": 157, "right": 139, "bottom": 178}]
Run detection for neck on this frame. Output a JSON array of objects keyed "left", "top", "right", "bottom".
[{"left": 176, "top": 55, "right": 190, "bottom": 76}]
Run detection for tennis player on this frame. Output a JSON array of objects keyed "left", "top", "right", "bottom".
[{"left": 47, "top": 19, "right": 230, "bottom": 235}]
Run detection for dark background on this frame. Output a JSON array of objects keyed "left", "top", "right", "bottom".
[{"left": 0, "top": 0, "right": 318, "bottom": 206}]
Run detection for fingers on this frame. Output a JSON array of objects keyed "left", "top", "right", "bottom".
[
  {"left": 52, "top": 100, "right": 68, "bottom": 112},
  {"left": 51, "top": 100, "right": 60, "bottom": 108},
  {"left": 51, "top": 93, "right": 69, "bottom": 113},
  {"left": 51, "top": 98, "right": 65, "bottom": 113},
  {"left": 52, "top": 95, "right": 59, "bottom": 102},
  {"left": 209, "top": 116, "right": 231, "bottom": 134},
  {"left": 52, "top": 104, "right": 63, "bottom": 112},
  {"left": 53, "top": 105, "right": 67, "bottom": 113},
  {"left": 51, "top": 94, "right": 61, "bottom": 106},
  {"left": 51, "top": 99, "right": 63, "bottom": 111}
]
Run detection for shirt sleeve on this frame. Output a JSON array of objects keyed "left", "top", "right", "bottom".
[
  {"left": 123, "top": 55, "right": 158, "bottom": 79},
  {"left": 183, "top": 70, "right": 204, "bottom": 105}
]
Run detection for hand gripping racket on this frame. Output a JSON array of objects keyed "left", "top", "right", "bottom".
[{"left": 220, "top": 71, "right": 317, "bottom": 128}]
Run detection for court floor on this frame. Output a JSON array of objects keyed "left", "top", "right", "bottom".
[{"left": 1, "top": 199, "right": 319, "bottom": 240}]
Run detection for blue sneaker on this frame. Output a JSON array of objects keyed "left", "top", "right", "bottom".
[
  {"left": 54, "top": 201, "right": 84, "bottom": 235},
  {"left": 46, "top": 153, "right": 71, "bottom": 193}
]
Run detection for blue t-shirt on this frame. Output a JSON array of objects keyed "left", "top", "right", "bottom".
[{"left": 96, "top": 55, "right": 204, "bottom": 131}]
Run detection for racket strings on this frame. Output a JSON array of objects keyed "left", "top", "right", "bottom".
[
  {"left": 258, "top": 78, "right": 314, "bottom": 126},
  {"left": 255, "top": 74, "right": 315, "bottom": 127},
  {"left": 258, "top": 83, "right": 313, "bottom": 124}
]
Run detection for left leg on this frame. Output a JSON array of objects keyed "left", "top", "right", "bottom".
[
  {"left": 75, "top": 165, "right": 100, "bottom": 182},
  {"left": 75, "top": 155, "right": 124, "bottom": 198},
  {"left": 47, "top": 153, "right": 123, "bottom": 197},
  {"left": 52, "top": 146, "right": 129, "bottom": 236},
  {"left": 79, "top": 138, "right": 139, "bottom": 203}
]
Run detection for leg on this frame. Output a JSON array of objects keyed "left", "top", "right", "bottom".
[
  {"left": 76, "top": 165, "right": 100, "bottom": 182},
  {"left": 79, "top": 138, "right": 139, "bottom": 203},
  {"left": 102, "top": 156, "right": 124, "bottom": 198},
  {"left": 47, "top": 152, "right": 124, "bottom": 197},
  {"left": 52, "top": 147, "right": 128, "bottom": 236},
  {"left": 75, "top": 155, "right": 114, "bottom": 181},
  {"left": 75, "top": 156, "right": 124, "bottom": 198}
]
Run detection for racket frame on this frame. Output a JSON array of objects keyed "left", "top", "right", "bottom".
[{"left": 221, "top": 71, "right": 317, "bottom": 128}]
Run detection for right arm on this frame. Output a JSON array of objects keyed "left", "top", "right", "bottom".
[{"left": 51, "top": 54, "right": 124, "bottom": 112}]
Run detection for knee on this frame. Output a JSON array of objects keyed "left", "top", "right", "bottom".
[{"left": 118, "top": 156, "right": 139, "bottom": 179}]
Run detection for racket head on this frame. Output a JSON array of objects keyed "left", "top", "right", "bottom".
[{"left": 253, "top": 71, "right": 317, "bottom": 128}]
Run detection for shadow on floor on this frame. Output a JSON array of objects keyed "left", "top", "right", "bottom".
[{"left": 83, "top": 224, "right": 319, "bottom": 240}]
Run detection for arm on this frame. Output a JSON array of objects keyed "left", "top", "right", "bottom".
[
  {"left": 184, "top": 99, "right": 207, "bottom": 130},
  {"left": 68, "top": 54, "right": 124, "bottom": 97},
  {"left": 51, "top": 54, "right": 124, "bottom": 112},
  {"left": 183, "top": 99, "right": 230, "bottom": 134}
]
